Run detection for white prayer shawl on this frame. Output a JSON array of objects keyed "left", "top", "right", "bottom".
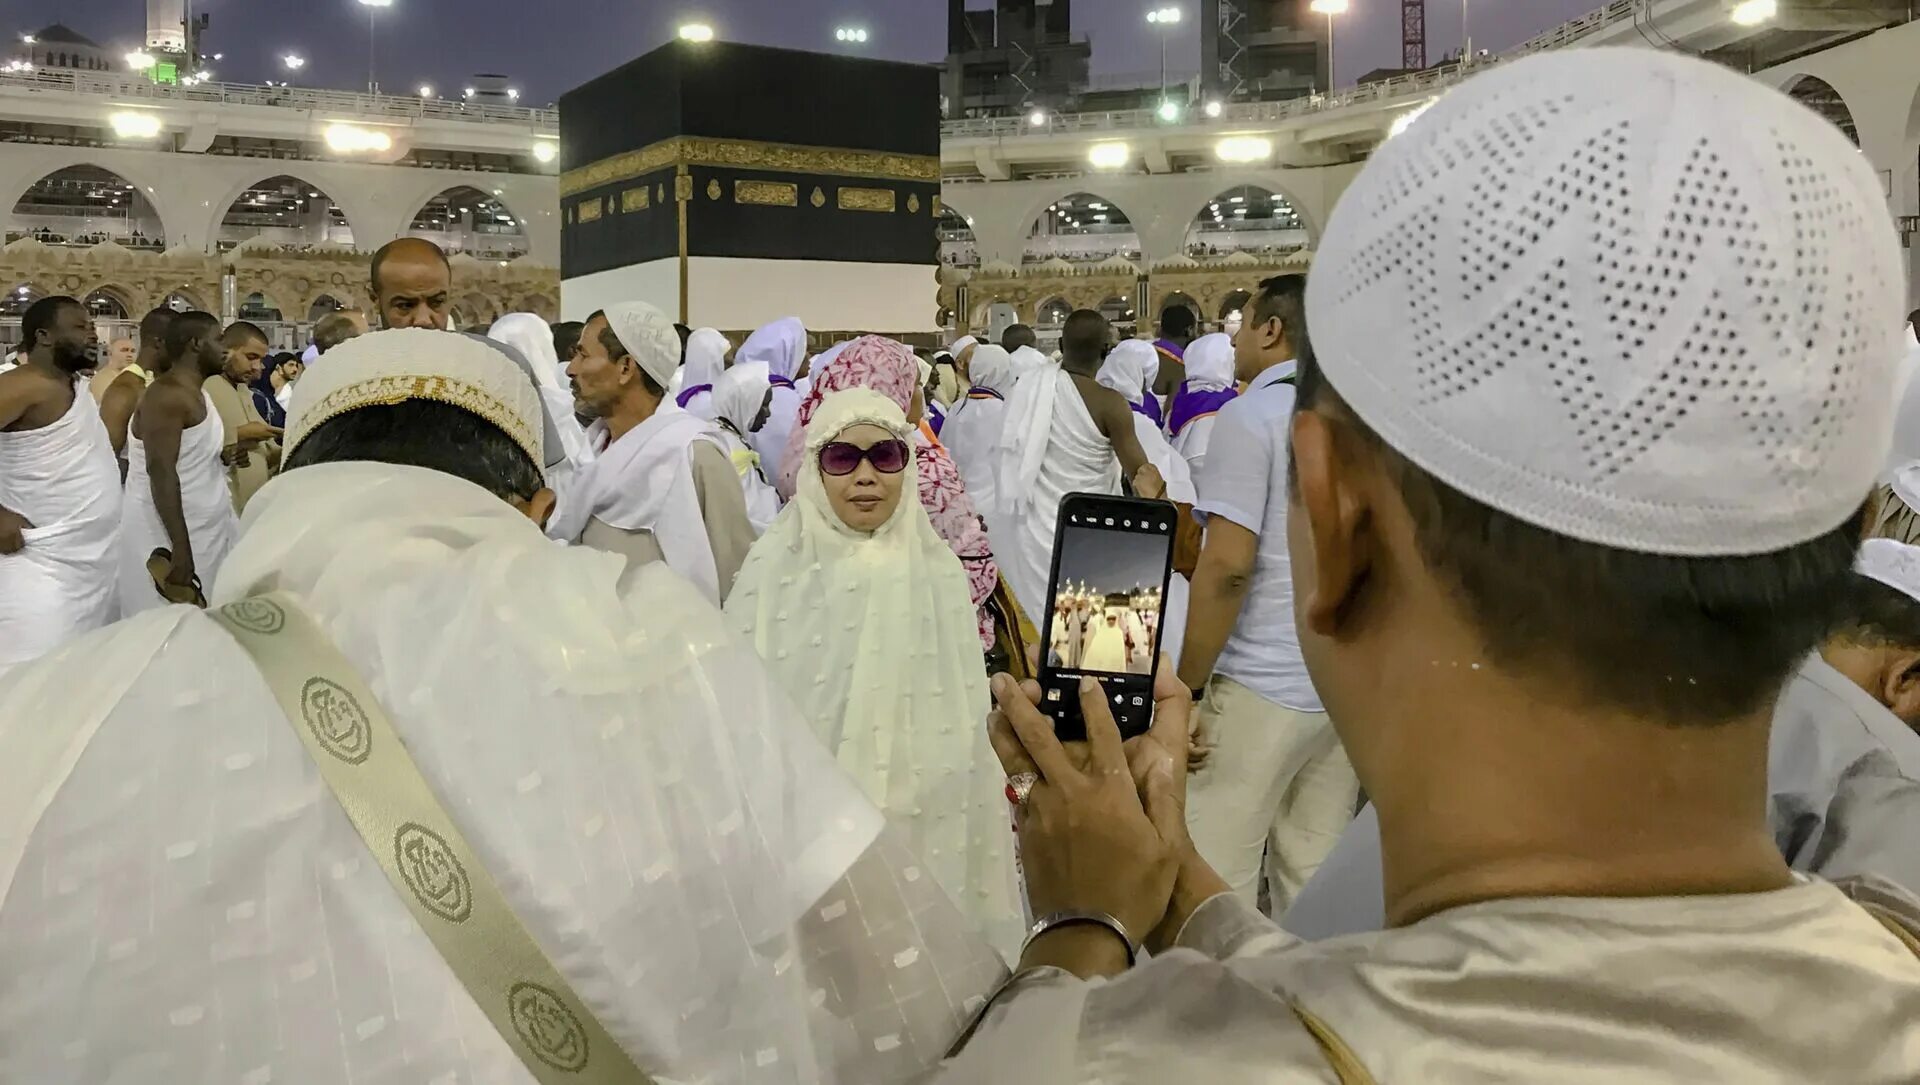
[
  {"left": 117, "top": 391, "right": 240, "bottom": 614},
  {"left": 1097, "top": 339, "right": 1160, "bottom": 408},
  {"left": 487, "top": 314, "right": 594, "bottom": 474},
  {"left": 998, "top": 364, "right": 1122, "bottom": 619},
  {"left": 1884, "top": 322, "right": 1920, "bottom": 481},
  {"left": 1009, "top": 344, "right": 1052, "bottom": 378},
  {"left": 942, "top": 345, "right": 1015, "bottom": 529},
  {"left": 725, "top": 390, "right": 1021, "bottom": 958},
  {"left": 547, "top": 405, "right": 728, "bottom": 605},
  {"left": 0, "top": 462, "right": 1006, "bottom": 1084},
  {"left": 0, "top": 383, "right": 122, "bottom": 665},
  {"left": 679, "top": 327, "right": 730, "bottom": 421}
]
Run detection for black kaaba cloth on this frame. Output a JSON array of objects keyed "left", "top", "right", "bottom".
[{"left": 559, "top": 40, "right": 941, "bottom": 281}]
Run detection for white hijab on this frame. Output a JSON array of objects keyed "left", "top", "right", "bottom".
[
  {"left": 726, "top": 390, "right": 1021, "bottom": 956},
  {"left": 965, "top": 343, "right": 1015, "bottom": 396},
  {"left": 679, "top": 328, "right": 729, "bottom": 419},
  {"left": 1098, "top": 339, "right": 1160, "bottom": 404},
  {"left": 1183, "top": 332, "right": 1236, "bottom": 392},
  {"left": 486, "top": 313, "right": 593, "bottom": 472},
  {"left": 713, "top": 360, "right": 773, "bottom": 439},
  {"left": 738, "top": 317, "right": 807, "bottom": 380}
]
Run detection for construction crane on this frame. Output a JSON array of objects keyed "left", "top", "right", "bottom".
[{"left": 1403, "top": 0, "right": 1428, "bottom": 70}]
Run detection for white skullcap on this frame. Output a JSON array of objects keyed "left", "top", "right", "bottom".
[
  {"left": 602, "top": 301, "right": 682, "bottom": 390},
  {"left": 1307, "top": 48, "right": 1906, "bottom": 557},
  {"left": 1857, "top": 538, "right": 1920, "bottom": 604},
  {"left": 284, "top": 328, "right": 545, "bottom": 472}
]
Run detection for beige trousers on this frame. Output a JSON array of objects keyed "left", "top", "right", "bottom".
[{"left": 1185, "top": 675, "right": 1360, "bottom": 915}]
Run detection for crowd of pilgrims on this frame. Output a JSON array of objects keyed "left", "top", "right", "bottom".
[{"left": 1, "top": 47, "right": 1920, "bottom": 1083}]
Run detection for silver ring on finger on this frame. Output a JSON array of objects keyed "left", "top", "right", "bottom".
[{"left": 1006, "top": 771, "right": 1040, "bottom": 808}]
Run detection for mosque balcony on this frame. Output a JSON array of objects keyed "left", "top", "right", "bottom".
[{"left": 0, "top": 67, "right": 559, "bottom": 171}]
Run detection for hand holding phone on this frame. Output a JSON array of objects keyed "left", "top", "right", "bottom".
[{"left": 1036, "top": 493, "right": 1178, "bottom": 741}]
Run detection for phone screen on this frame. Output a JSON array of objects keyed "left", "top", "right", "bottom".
[{"left": 1037, "top": 496, "right": 1176, "bottom": 741}]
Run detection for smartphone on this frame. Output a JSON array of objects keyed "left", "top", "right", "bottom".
[{"left": 1036, "top": 493, "right": 1178, "bottom": 742}]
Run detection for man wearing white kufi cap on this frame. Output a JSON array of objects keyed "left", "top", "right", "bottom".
[
  {"left": 941, "top": 49, "right": 1920, "bottom": 1081},
  {"left": 546, "top": 301, "right": 758, "bottom": 606},
  {"left": 0, "top": 328, "right": 1005, "bottom": 1082}
]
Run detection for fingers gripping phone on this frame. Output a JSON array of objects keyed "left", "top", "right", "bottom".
[{"left": 1037, "top": 493, "right": 1177, "bottom": 742}]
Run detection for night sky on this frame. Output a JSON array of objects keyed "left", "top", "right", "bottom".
[{"left": 9, "top": 1, "right": 1614, "bottom": 106}]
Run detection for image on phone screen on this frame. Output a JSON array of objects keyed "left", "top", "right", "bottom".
[{"left": 1037, "top": 495, "right": 1175, "bottom": 741}]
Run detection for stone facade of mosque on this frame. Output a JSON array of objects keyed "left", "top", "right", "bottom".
[{"left": 937, "top": 249, "right": 1313, "bottom": 334}]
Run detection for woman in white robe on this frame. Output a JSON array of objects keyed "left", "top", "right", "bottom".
[
  {"left": 486, "top": 313, "right": 592, "bottom": 472},
  {"left": 675, "top": 327, "right": 729, "bottom": 420},
  {"left": 726, "top": 388, "right": 1022, "bottom": 959},
  {"left": 737, "top": 317, "right": 808, "bottom": 489},
  {"left": 1167, "top": 332, "right": 1239, "bottom": 475},
  {"left": 710, "top": 360, "right": 783, "bottom": 533},
  {"left": 940, "top": 344, "right": 1015, "bottom": 528},
  {"left": 1097, "top": 344, "right": 1196, "bottom": 666}
]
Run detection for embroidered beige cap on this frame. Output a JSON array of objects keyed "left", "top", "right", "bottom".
[{"left": 283, "top": 327, "right": 546, "bottom": 471}]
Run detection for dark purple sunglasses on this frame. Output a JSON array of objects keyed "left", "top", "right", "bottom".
[{"left": 819, "top": 439, "right": 910, "bottom": 477}]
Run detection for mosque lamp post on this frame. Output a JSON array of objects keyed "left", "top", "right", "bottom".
[
  {"left": 359, "top": 0, "right": 393, "bottom": 95},
  {"left": 1309, "top": 0, "right": 1350, "bottom": 95},
  {"left": 1144, "top": 7, "right": 1182, "bottom": 122}
]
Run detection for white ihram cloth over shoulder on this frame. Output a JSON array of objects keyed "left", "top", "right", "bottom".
[
  {"left": 547, "top": 404, "right": 730, "bottom": 605},
  {"left": 0, "top": 381, "right": 122, "bottom": 666},
  {"left": 0, "top": 461, "right": 1006, "bottom": 1084},
  {"left": 997, "top": 361, "right": 1121, "bottom": 620},
  {"left": 726, "top": 390, "right": 1022, "bottom": 959},
  {"left": 940, "top": 344, "right": 1014, "bottom": 527},
  {"left": 487, "top": 312, "right": 594, "bottom": 473},
  {"left": 117, "top": 390, "right": 239, "bottom": 614}
]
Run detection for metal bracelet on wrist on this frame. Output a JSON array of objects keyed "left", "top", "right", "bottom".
[{"left": 1022, "top": 909, "right": 1140, "bottom": 967}]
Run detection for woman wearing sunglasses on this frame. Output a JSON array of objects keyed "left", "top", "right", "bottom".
[{"left": 727, "top": 388, "right": 1023, "bottom": 960}]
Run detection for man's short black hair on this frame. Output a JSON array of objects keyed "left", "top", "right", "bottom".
[
  {"left": 221, "top": 321, "right": 267, "bottom": 349},
  {"left": 284, "top": 399, "right": 542, "bottom": 501},
  {"left": 369, "top": 238, "right": 451, "bottom": 292},
  {"left": 21, "top": 295, "right": 81, "bottom": 352},
  {"left": 586, "top": 310, "right": 666, "bottom": 398},
  {"left": 1248, "top": 274, "right": 1309, "bottom": 355},
  {"left": 1002, "top": 324, "right": 1038, "bottom": 351},
  {"left": 138, "top": 306, "right": 175, "bottom": 349},
  {"left": 552, "top": 321, "right": 584, "bottom": 363},
  {"left": 164, "top": 311, "right": 221, "bottom": 362},
  {"left": 1160, "top": 305, "right": 1196, "bottom": 337},
  {"left": 1060, "top": 310, "right": 1110, "bottom": 359},
  {"left": 1291, "top": 355, "right": 1862, "bottom": 727},
  {"left": 1836, "top": 573, "right": 1920, "bottom": 651}
]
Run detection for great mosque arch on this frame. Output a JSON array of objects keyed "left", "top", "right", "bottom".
[
  {"left": 406, "top": 184, "right": 530, "bottom": 260},
  {"left": 1784, "top": 75, "right": 1861, "bottom": 147},
  {"left": 2, "top": 281, "right": 50, "bottom": 318},
  {"left": 1184, "top": 183, "right": 1310, "bottom": 260},
  {"left": 1020, "top": 190, "right": 1143, "bottom": 267},
  {"left": 80, "top": 284, "right": 136, "bottom": 320},
  {"left": 938, "top": 201, "right": 980, "bottom": 269},
  {"left": 6, "top": 163, "right": 172, "bottom": 247},
  {"left": 212, "top": 174, "right": 360, "bottom": 252}
]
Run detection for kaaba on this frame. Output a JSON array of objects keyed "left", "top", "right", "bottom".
[{"left": 558, "top": 40, "right": 942, "bottom": 337}]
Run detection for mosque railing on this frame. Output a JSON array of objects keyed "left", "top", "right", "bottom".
[{"left": 0, "top": 68, "right": 559, "bottom": 133}]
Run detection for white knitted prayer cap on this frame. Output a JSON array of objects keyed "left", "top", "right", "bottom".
[
  {"left": 603, "top": 300, "right": 683, "bottom": 389},
  {"left": 1307, "top": 48, "right": 1906, "bottom": 556},
  {"left": 284, "top": 327, "right": 545, "bottom": 472},
  {"left": 1858, "top": 538, "right": 1920, "bottom": 604}
]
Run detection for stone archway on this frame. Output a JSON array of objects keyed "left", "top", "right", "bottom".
[
  {"left": 1022, "top": 191, "right": 1142, "bottom": 268},
  {"left": 939, "top": 202, "right": 980, "bottom": 269},
  {"left": 2, "top": 280, "right": 49, "bottom": 318},
  {"left": 80, "top": 284, "right": 137, "bottom": 320}
]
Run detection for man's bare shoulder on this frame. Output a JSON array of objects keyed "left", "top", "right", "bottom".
[{"left": 0, "top": 365, "right": 76, "bottom": 432}]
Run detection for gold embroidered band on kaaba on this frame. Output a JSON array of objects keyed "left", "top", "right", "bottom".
[{"left": 561, "top": 135, "right": 939, "bottom": 198}]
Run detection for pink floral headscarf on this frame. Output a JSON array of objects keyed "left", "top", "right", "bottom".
[{"left": 785, "top": 336, "right": 1000, "bottom": 648}]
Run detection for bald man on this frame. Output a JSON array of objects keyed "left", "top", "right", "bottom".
[{"left": 367, "top": 238, "right": 453, "bottom": 330}]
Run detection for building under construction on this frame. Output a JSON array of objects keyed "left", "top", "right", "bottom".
[{"left": 1200, "top": 0, "right": 1330, "bottom": 103}]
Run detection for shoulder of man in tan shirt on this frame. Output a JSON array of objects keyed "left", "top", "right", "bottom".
[
  {"left": 937, "top": 879, "right": 1920, "bottom": 1084},
  {"left": 578, "top": 439, "right": 757, "bottom": 602}
]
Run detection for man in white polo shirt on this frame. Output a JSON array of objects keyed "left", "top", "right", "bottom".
[{"left": 1177, "top": 272, "right": 1358, "bottom": 912}]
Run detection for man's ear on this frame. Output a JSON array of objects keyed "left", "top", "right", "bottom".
[
  {"left": 517, "top": 487, "right": 557, "bottom": 530},
  {"left": 1290, "top": 409, "right": 1375, "bottom": 640},
  {"left": 1883, "top": 649, "right": 1920, "bottom": 732}
]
